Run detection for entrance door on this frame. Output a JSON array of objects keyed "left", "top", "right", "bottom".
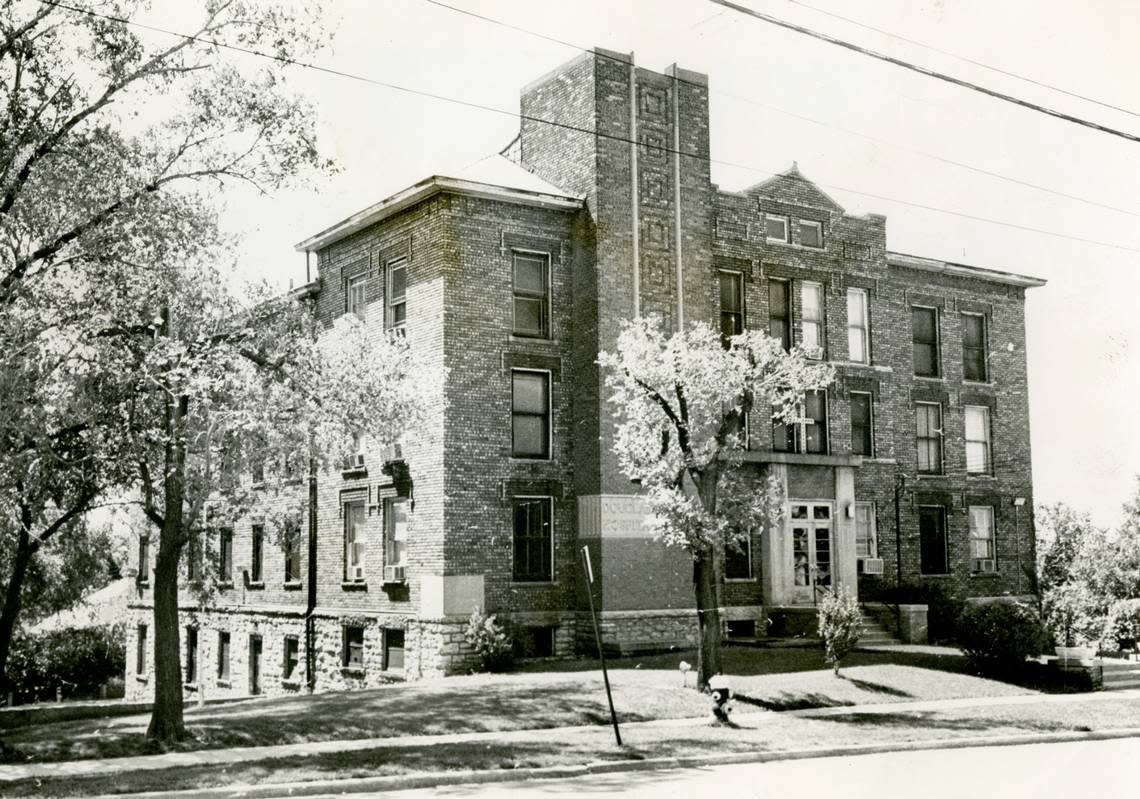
[
  {"left": 249, "top": 635, "right": 262, "bottom": 696},
  {"left": 789, "top": 502, "right": 832, "bottom": 604}
]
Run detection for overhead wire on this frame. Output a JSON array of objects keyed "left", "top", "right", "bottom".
[{"left": 36, "top": 0, "right": 1140, "bottom": 255}]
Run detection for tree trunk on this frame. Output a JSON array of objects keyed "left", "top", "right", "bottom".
[
  {"left": 693, "top": 552, "right": 722, "bottom": 691},
  {"left": 146, "top": 532, "right": 186, "bottom": 741},
  {"left": 0, "top": 529, "right": 34, "bottom": 700}
]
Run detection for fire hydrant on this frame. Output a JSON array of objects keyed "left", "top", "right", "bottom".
[{"left": 708, "top": 673, "right": 732, "bottom": 723}]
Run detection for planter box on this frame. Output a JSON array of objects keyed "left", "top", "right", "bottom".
[{"left": 1055, "top": 645, "right": 1096, "bottom": 664}]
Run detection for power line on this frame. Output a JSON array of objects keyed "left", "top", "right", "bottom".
[
  {"left": 37, "top": 0, "right": 1140, "bottom": 255},
  {"left": 421, "top": 0, "right": 1140, "bottom": 219},
  {"left": 777, "top": 0, "right": 1140, "bottom": 121},
  {"left": 706, "top": 0, "right": 1140, "bottom": 145}
]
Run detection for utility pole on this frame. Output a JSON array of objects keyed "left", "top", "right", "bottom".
[{"left": 582, "top": 546, "right": 621, "bottom": 746}]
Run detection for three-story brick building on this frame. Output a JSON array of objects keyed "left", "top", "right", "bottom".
[{"left": 125, "top": 49, "right": 1044, "bottom": 698}]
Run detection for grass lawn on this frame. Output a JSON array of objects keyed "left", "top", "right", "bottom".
[
  {"left": 5, "top": 695, "right": 1140, "bottom": 798},
  {"left": 1, "top": 646, "right": 1033, "bottom": 766}
]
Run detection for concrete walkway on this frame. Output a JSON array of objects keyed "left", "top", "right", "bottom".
[{"left": 4, "top": 687, "right": 1140, "bottom": 783}]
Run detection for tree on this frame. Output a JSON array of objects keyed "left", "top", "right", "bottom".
[
  {"left": 818, "top": 588, "right": 862, "bottom": 676},
  {"left": 600, "top": 316, "right": 832, "bottom": 690}
]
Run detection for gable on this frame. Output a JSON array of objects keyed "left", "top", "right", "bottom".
[{"left": 743, "top": 163, "right": 844, "bottom": 215}]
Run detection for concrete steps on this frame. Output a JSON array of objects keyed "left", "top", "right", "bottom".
[
  {"left": 857, "top": 614, "right": 902, "bottom": 646},
  {"left": 1101, "top": 659, "right": 1140, "bottom": 690}
]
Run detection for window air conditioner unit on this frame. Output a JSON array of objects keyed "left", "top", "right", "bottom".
[
  {"left": 343, "top": 453, "right": 365, "bottom": 471},
  {"left": 383, "top": 565, "right": 406, "bottom": 584},
  {"left": 975, "top": 559, "right": 996, "bottom": 574},
  {"left": 349, "top": 565, "right": 364, "bottom": 582},
  {"left": 859, "top": 558, "right": 885, "bottom": 575}
]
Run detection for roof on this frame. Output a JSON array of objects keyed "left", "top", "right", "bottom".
[
  {"left": 29, "top": 578, "right": 132, "bottom": 634},
  {"left": 295, "top": 156, "right": 582, "bottom": 252},
  {"left": 742, "top": 162, "right": 845, "bottom": 214},
  {"left": 887, "top": 251, "right": 1047, "bottom": 289}
]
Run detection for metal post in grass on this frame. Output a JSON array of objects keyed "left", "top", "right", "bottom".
[{"left": 582, "top": 545, "right": 622, "bottom": 746}]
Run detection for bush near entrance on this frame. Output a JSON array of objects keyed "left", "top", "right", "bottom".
[{"left": 958, "top": 602, "right": 1046, "bottom": 674}]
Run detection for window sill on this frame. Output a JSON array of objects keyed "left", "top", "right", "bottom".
[
  {"left": 342, "top": 581, "right": 368, "bottom": 591},
  {"left": 509, "top": 455, "right": 553, "bottom": 463},
  {"left": 919, "top": 573, "right": 953, "bottom": 578},
  {"left": 725, "top": 577, "right": 757, "bottom": 584},
  {"left": 216, "top": 679, "right": 231, "bottom": 689},
  {"left": 913, "top": 375, "right": 944, "bottom": 382},
  {"left": 765, "top": 239, "right": 825, "bottom": 252},
  {"left": 835, "top": 360, "right": 891, "bottom": 373},
  {"left": 863, "top": 457, "right": 897, "bottom": 465},
  {"left": 283, "top": 581, "right": 303, "bottom": 591},
  {"left": 218, "top": 581, "right": 234, "bottom": 590},
  {"left": 247, "top": 580, "right": 265, "bottom": 590},
  {"left": 184, "top": 682, "right": 200, "bottom": 692},
  {"left": 136, "top": 580, "right": 150, "bottom": 589},
  {"left": 340, "top": 666, "right": 365, "bottom": 678},
  {"left": 341, "top": 467, "right": 368, "bottom": 479},
  {"left": 281, "top": 679, "right": 302, "bottom": 690},
  {"left": 510, "top": 579, "right": 555, "bottom": 587},
  {"left": 970, "top": 571, "right": 1001, "bottom": 578},
  {"left": 135, "top": 674, "right": 149, "bottom": 683},
  {"left": 966, "top": 473, "right": 997, "bottom": 480},
  {"left": 962, "top": 380, "right": 994, "bottom": 387},
  {"left": 915, "top": 473, "right": 947, "bottom": 479},
  {"left": 509, "top": 334, "right": 556, "bottom": 344}
]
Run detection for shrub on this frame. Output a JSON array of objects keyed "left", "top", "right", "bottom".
[
  {"left": 464, "top": 608, "right": 514, "bottom": 673},
  {"left": 817, "top": 588, "right": 862, "bottom": 676},
  {"left": 958, "top": 602, "right": 1046, "bottom": 674},
  {"left": 5, "top": 625, "right": 125, "bottom": 703},
  {"left": 1042, "top": 582, "right": 1103, "bottom": 648},
  {"left": 1105, "top": 599, "right": 1140, "bottom": 650}
]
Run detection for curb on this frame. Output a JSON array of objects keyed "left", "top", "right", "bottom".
[{"left": 82, "top": 726, "right": 1140, "bottom": 799}]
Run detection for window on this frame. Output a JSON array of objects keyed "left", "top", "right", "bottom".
[
  {"left": 343, "top": 626, "right": 364, "bottom": 669},
  {"left": 284, "top": 523, "right": 301, "bottom": 583},
  {"left": 801, "top": 282, "right": 823, "bottom": 357},
  {"left": 342, "top": 432, "right": 365, "bottom": 472},
  {"left": 969, "top": 506, "right": 996, "bottom": 572},
  {"left": 217, "top": 631, "right": 231, "bottom": 681},
  {"left": 511, "top": 370, "right": 550, "bottom": 459},
  {"left": 384, "top": 629, "right": 405, "bottom": 671},
  {"left": 385, "top": 498, "right": 408, "bottom": 567},
  {"left": 345, "top": 274, "right": 366, "bottom": 320},
  {"left": 512, "top": 252, "right": 549, "bottom": 337},
  {"left": 513, "top": 497, "right": 553, "bottom": 582},
  {"left": 250, "top": 524, "right": 264, "bottom": 583},
  {"left": 718, "top": 270, "right": 744, "bottom": 344},
  {"left": 918, "top": 506, "right": 948, "bottom": 575},
  {"left": 136, "top": 625, "right": 148, "bottom": 674},
  {"left": 386, "top": 258, "right": 407, "bottom": 329},
  {"left": 799, "top": 219, "right": 823, "bottom": 248},
  {"left": 965, "top": 405, "right": 992, "bottom": 474},
  {"left": 725, "top": 531, "right": 752, "bottom": 580},
  {"left": 772, "top": 390, "right": 828, "bottom": 454},
  {"left": 344, "top": 499, "right": 366, "bottom": 582},
  {"left": 219, "top": 527, "right": 233, "bottom": 583},
  {"left": 912, "top": 306, "right": 940, "bottom": 376},
  {"left": 854, "top": 502, "right": 877, "bottom": 558},
  {"left": 283, "top": 636, "right": 300, "bottom": 681},
  {"left": 850, "top": 392, "right": 873, "bottom": 457},
  {"left": 962, "top": 313, "right": 987, "bottom": 382},
  {"left": 186, "top": 534, "right": 200, "bottom": 581},
  {"left": 514, "top": 626, "right": 556, "bottom": 658},
  {"left": 137, "top": 536, "right": 149, "bottom": 583},
  {"left": 915, "top": 402, "right": 943, "bottom": 474},
  {"left": 768, "top": 278, "right": 791, "bottom": 351},
  {"left": 185, "top": 627, "right": 198, "bottom": 684},
  {"left": 765, "top": 214, "right": 789, "bottom": 243},
  {"left": 847, "top": 288, "right": 869, "bottom": 363}
]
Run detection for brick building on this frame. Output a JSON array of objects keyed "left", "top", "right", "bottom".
[{"left": 125, "top": 49, "right": 1045, "bottom": 698}]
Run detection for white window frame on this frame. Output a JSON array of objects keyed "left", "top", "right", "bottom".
[
  {"left": 854, "top": 501, "right": 877, "bottom": 559},
  {"left": 915, "top": 401, "right": 944, "bottom": 474},
  {"left": 384, "top": 497, "right": 408, "bottom": 567},
  {"left": 512, "top": 495, "right": 554, "bottom": 583},
  {"left": 964, "top": 405, "right": 992, "bottom": 475},
  {"left": 912, "top": 304, "right": 941, "bottom": 377},
  {"left": 511, "top": 249, "right": 551, "bottom": 338},
  {"left": 343, "top": 498, "right": 366, "bottom": 582},
  {"left": 510, "top": 368, "right": 552, "bottom": 460},
  {"left": 961, "top": 312, "right": 989, "bottom": 382},
  {"left": 798, "top": 219, "right": 823, "bottom": 249},
  {"left": 969, "top": 506, "right": 996, "bottom": 572},
  {"left": 850, "top": 391, "right": 874, "bottom": 458},
  {"left": 386, "top": 257, "right": 407, "bottom": 330},
  {"left": 846, "top": 287, "right": 870, "bottom": 364},
  {"left": 801, "top": 281, "right": 824, "bottom": 359},
  {"left": 345, "top": 274, "right": 367, "bottom": 320},
  {"left": 765, "top": 214, "right": 790, "bottom": 244}
]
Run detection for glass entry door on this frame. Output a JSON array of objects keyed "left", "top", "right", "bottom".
[{"left": 790, "top": 502, "right": 832, "bottom": 604}]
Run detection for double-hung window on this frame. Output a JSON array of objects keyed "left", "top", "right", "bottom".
[
  {"left": 345, "top": 274, "right": 366, "bottom": 320},
  {"left": 915, "top": 402, "right": 943, "bottom": 474},
  {"left": 250, "top": 524, "right": 264, "bottom": 583},
  {"left": 217, "top": 631, "right": 231, "bottom": 681},
  {"left": 343, "top": 626, "right": 364, "bottom": 669},
  {"left": 724, "top": 530, "right": 752, "bottom": 580},
  {"left": 912, "top": 306, "right": 940, "bottom": 376},
  {"left": 136, "top": 625, "right": 148, "bottom": 674},
  {"left": 513, "top": 497, "right": 553, "bottom": 582},
  {"left": 969, "top": 506, "right": 996, "bottom": 572},
  {"left": 185, "top": 627, "right": 198, "bottom": 684},
  {"left": 765, "top": 214, "right": 789, "bottom": 243},
  {"left": 854, "top": 503, "right": 877, "bottom": 559},
  {"left": 718, "top": 270, "right": 744, "bottom": 345},
  {"left": 799, "top": 219, "right": 823, "bottom": 248},
  {"left": 773, "top": 390, "right": 828, "bottom": 454},
  {"left": 343, "top": 499, "right": 366, "bottom": 582},
  {"left": 384, "top": 498, "right": 408, "bottom": 568},
  {"left": 850, "top": 392, "right": 873, "bottom": 457},
  {"left": 918, "top": 506, "right": 948, "bottom": 575},
  {"left": 768, "top": 279, "right": 791, "bottom": 351},
  {"left": 219, "top": 527, "right": 233, "bottom": 583},
  {"left": 511, "top": 370, "right": 550, "bottom": 459},
  {"left": 801, "top": 282, "right": 823, "bottom": 358},
  {"left": 386, "top": 258, "right": 407, "bottom": 329},
  {"left": 512, "top": 252, "right": 549, "bottom": 337},
  {"left": 846, "top": 288, "right": 869, "bottom": 363},
  {"left": 962, "top": 313, "right": 988, "bottom": 381},
  {"left": 137, "top": 536, "right": 149, "bottom": 584},
  {"left": 283, "top": 636, "right": 300, "bottom": 681},
  {"left": 284, "top": 521, "right": 301, "bottom": 584},
  {"left": 964, "top": 405, "right": 992, "bottom": 474}
]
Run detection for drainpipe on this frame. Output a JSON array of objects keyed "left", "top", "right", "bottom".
[
  {"left": 893, "top": 472, "right": 905, "bottom": 639},
  {"left": 305, "top": 454, "right": 318, "bottom": 693},
  {"left": 629, "top": 55, "right": 640, "bottom": 318}
]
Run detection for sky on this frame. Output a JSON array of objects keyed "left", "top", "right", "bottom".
[{"left": 189, "top": 0, "right": 1140, "bottom": 526}]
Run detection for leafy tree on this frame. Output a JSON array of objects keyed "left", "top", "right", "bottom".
[
  {"left": 600, "top": 316, "right": 832, "bottom": 689},
  {"left": 818, "top": 588, "right": 862, "bottom": 676}
]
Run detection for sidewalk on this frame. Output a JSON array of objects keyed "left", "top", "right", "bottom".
[{"left": 4, "top": 686, "right": 1139, "bottom": 784}]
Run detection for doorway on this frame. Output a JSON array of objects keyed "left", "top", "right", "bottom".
[
  {"left": 789, "top": 501, "right": 833, "bottom": 604},
  {"left": 249, "top": 635, "right": 262, "bottom": 696}
]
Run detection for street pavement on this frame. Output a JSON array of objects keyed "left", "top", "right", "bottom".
[{"left": 349, "top": 736, "right": 1140, "bottom": 799}]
